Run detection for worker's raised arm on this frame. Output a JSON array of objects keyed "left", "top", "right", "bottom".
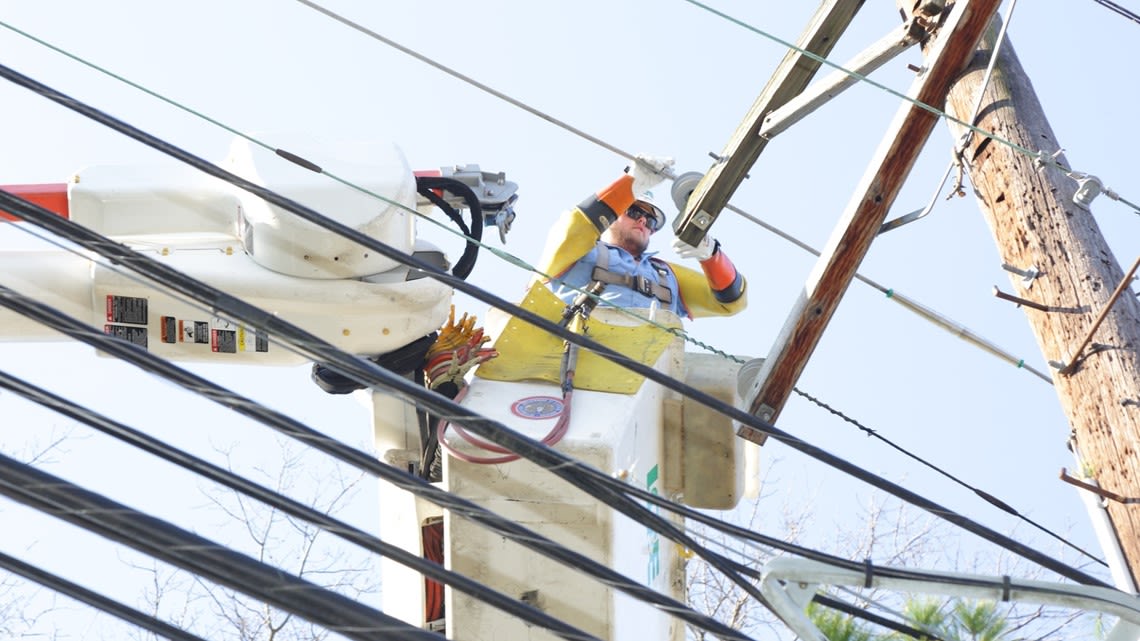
[
  {"left": 532, "top": 173, "right": 637, "bottom": 281},
  {"left": 671, "top": 234, "right": 747, "bottom": 317}
]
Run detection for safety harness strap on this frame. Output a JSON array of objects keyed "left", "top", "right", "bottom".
[{"left": 589, "top": 241, "right": 673, "bottom": 305}]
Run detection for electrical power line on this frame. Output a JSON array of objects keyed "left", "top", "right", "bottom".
[
  {"left": 0, "top": 281, "right": 756, "bottom": 641},
  {"left": 0, "top": 454, "right": 439, "bottom": 641},
  {"left": 274, "top": 1, "right": 1104, "bottom": 564},
  {"left": 278, "top": 3, "right": 1062, "bottom": 376},
  {"left": 9, "top": 204, "right": 1095, "bottom": 635},
  {"left": 0, "top": 67, "right": 1108, "bottom": 592},
  {"left": 0, "top": 12, "right": 1081, "bottom": 555},
  {"left": 0, "top": 64, "right": 1119, "bottom": 641},
  {"left": 1090, "top": 0, "right": 1140, "bottom": 25},
  {"left": 0, "top": 11, "right": 1121, "bottom": 634},
  {"left": 0, "top": 550, "right": 211, "bottom": 641},
  {"left": 0, "top": 369, "right": 603, "bottom": 641}
]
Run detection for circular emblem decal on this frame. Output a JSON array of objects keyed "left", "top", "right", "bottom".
[{"left": 511, "top": 396, "right": 564, "bottom": 420}]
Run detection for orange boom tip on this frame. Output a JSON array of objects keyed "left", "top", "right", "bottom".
[{"left": 0, "top": 183, "right": 69, "bottom": 221}]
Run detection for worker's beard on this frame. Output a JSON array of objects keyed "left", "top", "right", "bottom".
[{"left": 603, "top": 227, "right": 650, "bottom": 258}]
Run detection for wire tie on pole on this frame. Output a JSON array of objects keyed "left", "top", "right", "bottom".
[
  {"left": 1033, "top": 148, "right": 1065, "bottom": 172},
  {"left": 1001, "top": 575, "right": 1011, "bottom": 601},
  {"left": 863, "top": 558, "right": 874, "bottom": 588}
]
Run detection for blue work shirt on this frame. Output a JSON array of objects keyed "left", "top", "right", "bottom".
[{"left": 551, "top": 243, "right": 688, "bottom": 318}]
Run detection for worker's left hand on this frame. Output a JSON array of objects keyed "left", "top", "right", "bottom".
[
  {"left": 628, "top": 153, "right": 674, "bottom": 195},
  {"left": 672, "top": 234, "right": 717, "bottom": 261}
]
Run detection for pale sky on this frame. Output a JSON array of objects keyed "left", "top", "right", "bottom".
[{"left": 0, "top": 1, "right": 1135, "bottom": 637}]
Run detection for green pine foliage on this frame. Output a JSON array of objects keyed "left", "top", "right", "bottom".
[{"left": 807, "top": 596, "right": 1011, "bottom": 641}]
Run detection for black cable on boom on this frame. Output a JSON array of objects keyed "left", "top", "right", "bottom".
[{"left": 416, "top": 175, "right": 483, "bottom": 279}]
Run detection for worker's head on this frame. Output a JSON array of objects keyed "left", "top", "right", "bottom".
[{"left": 602, "top": 191, "right": 666, "bottom": 258}]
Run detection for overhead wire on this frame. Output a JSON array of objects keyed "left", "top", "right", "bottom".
[
  {"left": 0, "top": 66, "right": 1110, "bottom": 593},
  {"left": 268, "top": 1, "right": 1101, "bottom": 565},
  {"left": 0, "top": 8, "right": 1121, "bottom": 629},
  {"left": 0, "top": 230, "right": 1057, "bottom": 638},
  {"left": 796, "top": 385, "right": 1105, "bottom": 567},
  {"left": 0, "top": 550, "right": 211, "bottom": 641},
  {"left": 0, "top": 82, "right": 1112, "bottom": 638},
  {"left": 0, "top": 369, "right": 603, "bottom": 641},
  {"left": 0, "top": 14, "right": 1074, "bottom": 554},
  {"left": 277, "top": 2, "right": 1062, "bottom": 384},
  {"left": 269, "top": 6, "right": 1093, "bottom": 565},
  {"left": 0, "top": 283, "right": 756, "bottom": 640},
  {"left": 684, "top": 0, "right": 1140, "bottom": 216},
  {"left": 0, "top": 251, "right": 921, "bottom": 640},
  {"left": 1090, "top": 0, "right": 1140, "bottom": 25},
  {"left": 0, "top": 31, "right": 1108, "bottom": 641},
  {"left": 0, "top": 454, "right": 440, "bottom": 641}
]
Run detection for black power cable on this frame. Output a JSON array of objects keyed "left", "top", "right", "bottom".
[
  {"left": 793, "top": 388, "right": 1108, "bottom": 568},
  {"left": 0, "top": 369, "right": 601, "bottom": 641},
  {"left": 0, "top": 284, "right": 753, "bottom": 641},
  {"left": 294, "top": 0, "right": 1106, "bottom": 570},
  {"left": 0, "top": 453, "right": 439, "bottom": 641},
  {"left": 0, "top": 550, "right": 209, "bottom": 641},
  {"left": 0, "top": 0, "right": 1104, "bottom": 571},
  {"left": 1091, "top": 0, "right": 1140, "bottom": 25},
  {"left": 0, "top": 61, "right": 1108, "bottom": 590}
]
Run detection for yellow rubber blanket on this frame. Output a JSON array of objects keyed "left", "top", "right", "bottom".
[{"left": 474, "top": 282, "right": 680, "bottom": 394}]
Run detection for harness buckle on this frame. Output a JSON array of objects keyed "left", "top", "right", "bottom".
[{"left": 634, "top": 276, "right": 653, "bottom": 297}]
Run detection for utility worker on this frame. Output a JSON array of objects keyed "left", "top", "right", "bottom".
[{"left": 534, "top": 155, "right": 746, "bottom": 319}]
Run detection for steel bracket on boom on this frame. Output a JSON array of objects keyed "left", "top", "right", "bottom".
[{"left": 437, "top": 164, "right": 519, "bottom": 242}]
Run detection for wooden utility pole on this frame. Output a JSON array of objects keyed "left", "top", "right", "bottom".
[{"left": 914, "top": 13, "right": 1140, "bottom": 586}]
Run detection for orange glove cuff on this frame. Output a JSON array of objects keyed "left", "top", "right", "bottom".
[
  {"left": 579, "top": 174, "right": 636, "bottom": 232},
  {"left": 699, "top": 246, "right": 738, "bottom": 291},
  {"left": 596, "top": 174, "right": 636, "bottom": 218}
]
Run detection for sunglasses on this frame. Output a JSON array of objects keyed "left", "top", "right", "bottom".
[{"left": 625, "top": 204, "right": 662, "bottom": 232}]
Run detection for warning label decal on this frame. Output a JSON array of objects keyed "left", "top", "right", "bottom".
[
  {"left": 212, "top": 329, "right": 237, "bottom": 353},
  {"left": 187, "top": 320, "right": 210, "bottom": 344},
  {"left": 105, "top": 324, "right": 148, "bottom": 348},
  {"left": 160, "top": 316, "right": 177, "bottom": 344},
  {"left": 209, "top": 317, "right": 269, "bottom": 354},
  {"left": 106, "top": 295, "right": 148, "bottom": 325}
]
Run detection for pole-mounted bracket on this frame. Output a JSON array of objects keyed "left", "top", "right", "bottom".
[{"left": 1060, "top": 468, "right": 1139, "bottom": 505}]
